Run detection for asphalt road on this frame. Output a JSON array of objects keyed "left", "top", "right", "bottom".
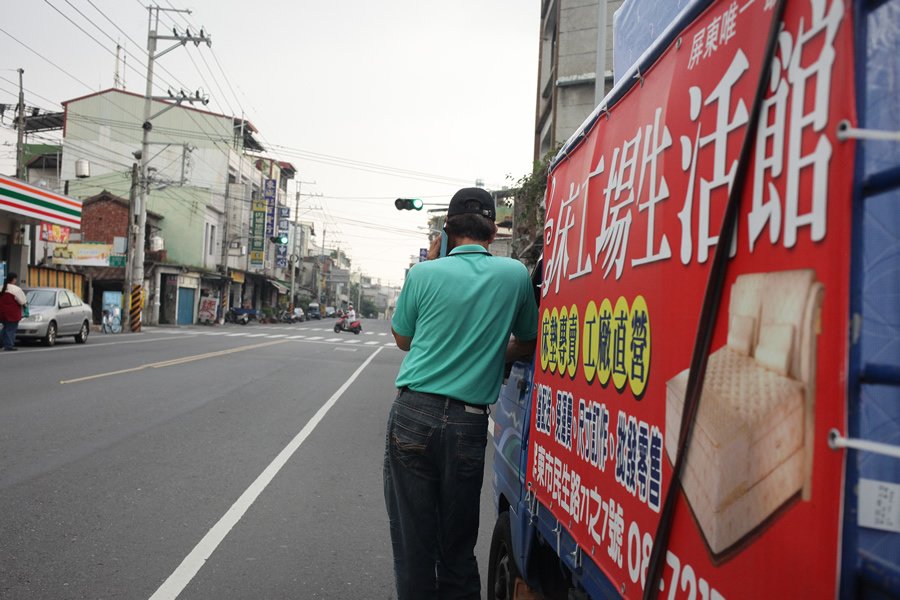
[{"left": 0, "top": 318, "right": 499, "bottom": 599}]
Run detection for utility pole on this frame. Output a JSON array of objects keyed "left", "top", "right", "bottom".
[
  {"left": 595, "top": 0, "right": 609, "bottom": 106},
  {"left": 220, "top": 188, "right": 232, "bottom": 323},
  {"left": 123, "top": 163, "right": 139, "bottom": 331},
  {"left": 15, "top": 68, "right": 26, "bottom": 180},
  {"left": 289, "top": 179, "right": 313, "bottom": 308},
  {"left": 132, "top": 5, "right": 211, "bottom": 332},
  {"left": 318, "top": 226, "right": 326, "bottom": 304}
]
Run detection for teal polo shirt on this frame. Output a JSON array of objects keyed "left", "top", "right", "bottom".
[{"left": 392, "top": 244, "right": 539, "bottom": 405}]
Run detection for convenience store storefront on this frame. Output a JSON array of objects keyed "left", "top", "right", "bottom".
[{"left": 0, "top": 175, "right": 82, "bottom": 283}]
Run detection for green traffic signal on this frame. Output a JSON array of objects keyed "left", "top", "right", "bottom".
[
  {"left": 270, "top": 234, "right": 288, "bottom": 244},
  {"left": 395, "top": 198, "right": 423, "bottom": 211}
]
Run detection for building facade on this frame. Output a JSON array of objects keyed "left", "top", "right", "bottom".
[
  {"left": 534, "top": 0, "right": 624, "bottom": 160},
  {"left": 59, "top": 88, "right": 296, "bottom": 325}
]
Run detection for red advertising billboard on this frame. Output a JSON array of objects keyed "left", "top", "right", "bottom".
[{"left": 526, "top": 0, "right": 855, "bottom": 598}]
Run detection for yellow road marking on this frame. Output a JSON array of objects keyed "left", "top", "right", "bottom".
[{"left": 59, "top": 340, "right": 289, "bottom": 385}]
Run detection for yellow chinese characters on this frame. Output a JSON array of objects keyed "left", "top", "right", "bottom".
[{"left": 541, "top": 296, "right": 650, "bottom": 399}]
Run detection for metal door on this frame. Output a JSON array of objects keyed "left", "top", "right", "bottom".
[{"left": 176, "top": 287, "right": 195, "bottom": 325}]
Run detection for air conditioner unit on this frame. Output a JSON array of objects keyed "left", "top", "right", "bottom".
[
  {"left": 150, "top": 235, "right": 164, "bottom": 251},
  {"left": 240, "top": 245, "right": 247, "bottom": 256}
]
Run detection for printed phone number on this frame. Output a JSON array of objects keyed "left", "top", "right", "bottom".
[{"left": 531, "top": 441, "right": 724, "bottom": 600}]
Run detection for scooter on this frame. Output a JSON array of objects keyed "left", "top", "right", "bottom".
[
  {"left": 277, "top": 309, "right": 300, "bottom": 324},
  {"left": 334, "top": 315, "right": 362, "bottom": 335}
]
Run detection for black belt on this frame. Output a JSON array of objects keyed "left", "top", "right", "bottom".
[{"left": 399, "top": 387, "right": 488, "bottom": 414}]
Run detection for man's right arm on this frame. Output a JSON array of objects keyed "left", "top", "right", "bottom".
[
  {"left": 505, "top": 336, "right": 536, "bottom": 362},
  {"left": 392, "top": 328, "right": 412, "bottom": 352}
]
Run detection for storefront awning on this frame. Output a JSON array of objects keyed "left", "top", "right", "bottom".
[
  {"left": 0, "top": 175, "right": 82, "bottom": 228},
  {"left": 270, "top": 280, "right": 289, "bottom": 294}
]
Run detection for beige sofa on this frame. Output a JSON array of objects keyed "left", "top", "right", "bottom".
[{"left": 665, "top": 269, "right": 823, "bottom": 557}]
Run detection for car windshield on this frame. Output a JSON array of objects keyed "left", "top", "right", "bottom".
[{"left": 26, "top": 290, "right": 57, "bottom": 307}]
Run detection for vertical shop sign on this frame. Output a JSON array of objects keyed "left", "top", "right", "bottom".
[
  {"left": 276, "top": 206, "right": 290, "bottom": 268},
  {"left": 264, "top": 178, "right": 277, "bottom": 237}
]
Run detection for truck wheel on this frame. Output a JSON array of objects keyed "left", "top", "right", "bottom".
[{"left": 487, "top": 512, "right": 520, "bottom": 600}]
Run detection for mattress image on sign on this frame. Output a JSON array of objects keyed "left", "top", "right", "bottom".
[{"left": 665, "top": 269, "right": 823, "bottom": 558}]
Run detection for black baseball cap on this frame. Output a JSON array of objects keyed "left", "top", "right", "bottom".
[{"left": 447, "top": 187, "right": 496, "bottom": 222}]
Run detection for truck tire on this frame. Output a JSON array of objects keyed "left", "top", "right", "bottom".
[{"left": 487, "top": 511, "right": 520, "bottom": 600}]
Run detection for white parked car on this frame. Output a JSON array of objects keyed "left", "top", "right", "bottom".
[{"left": 18, "top": 287, "right": 92, "bottom": 346}]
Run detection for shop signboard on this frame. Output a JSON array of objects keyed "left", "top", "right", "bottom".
[
  {"left": 276, "top": 205, "right": 290, "bottom": 268},
  {"left": 198, "top": 296, "right": 218, "bottom": 322},
  {"left": 50, "top": 243, "right": 113, "bottom": 266},
  {"left": 39, "top": 223, "right": 71, "bottom": 243},
  {"left": 0, "top": 175, "right": 82, "bottom": 228},
  {"left": 526, "top": 0, "right": 854, "bottom": 597},
  {"left": 250, "top": 193, "right": 266, "bottom": 267},
  {"left": 264, "top": 178, "right": 277, "bottom": 237}
]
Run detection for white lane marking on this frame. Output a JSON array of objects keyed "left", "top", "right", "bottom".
[
  {"left": 383, "top": 343, "right": 394, "bottom": 347},
  {"left": 364, "top": 331, "right": 373, "bottom": 335},
  {"left": 226, "top": 333, "right": 248, "bottom": 337},
  {"left": 245, "top": 333, "right": 268, "bottom": 338},
  {"left": 148, "top": 347, "right": 383, "bottom": 600},
  {"left": 288, "top": 335, "right": 306, "bottom": 339},
  {"left": 364, "top": 341, "right": 378, "bottom": 345},
  {"left": 267, "top": 334, "right": 287, "bottom": 338},
  {"left": 334, "top": 347, "right": 358, "bottom": 352},
  {"left": 378, "top": 333, "right": 387, "bottom": 336},
  {"left": 2, "top": 333, "right": 198, "bottom": 355},
  {"left": 343, "top": 339, "right": 360, "bottom": 344},
  {"left": 326, "top": 337, "right": 342, "bottom": 342},
  {"left": 306, "top": 336, "right": 323, "bottom": 341}
]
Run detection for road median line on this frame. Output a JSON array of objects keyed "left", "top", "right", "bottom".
[{"left": 59, "top": 340, "right": 289, "bottom": 384}]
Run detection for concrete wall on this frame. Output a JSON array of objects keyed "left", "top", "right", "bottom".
[{"left": 535, "top": 0, "right": 624, "bottom": 159}]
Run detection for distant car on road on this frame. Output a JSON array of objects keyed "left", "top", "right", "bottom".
[
  {"left": 325, "top": 306, "right": 336, "bottom": 318},
  {"left": 307, "top": 302, "right": 322, "bottom": 320},
  {"left": 18, "top": 287, "right": 92, "bottom": 346}
]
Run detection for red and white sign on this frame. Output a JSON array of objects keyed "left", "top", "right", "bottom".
[
  {"left": 40, "top": 222, "right": 71, "bottom": 243},
  {"left": 527, "top": 0, "right": 855, "bottom": 598}
]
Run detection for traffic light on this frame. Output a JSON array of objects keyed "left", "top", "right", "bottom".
[
  {"left": 270, "top": 234, "right": 288, "bottom": 244},
  {"left": 395, "top": 198, "right": 423, "bottom": 211}
]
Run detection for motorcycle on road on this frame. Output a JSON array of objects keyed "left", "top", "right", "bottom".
[{"left": 334, "top": 315, "right": 362, "bottom": 335}]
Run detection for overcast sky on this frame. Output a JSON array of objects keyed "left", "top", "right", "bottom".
[{"left": 0, "top": 0, "right": 540, "bottom": 285}]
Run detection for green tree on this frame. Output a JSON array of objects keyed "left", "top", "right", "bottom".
[{"left": 508, "top": 147, "right": 558, "bottom": 270}]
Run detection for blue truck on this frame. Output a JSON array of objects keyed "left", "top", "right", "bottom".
[{"left": 488, "top": 0, "right": 900, "bottom": 598}]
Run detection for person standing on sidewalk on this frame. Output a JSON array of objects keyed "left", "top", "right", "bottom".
[
  {"left": 0, "top": 272, "right": 27, "bottom": 351},
  {"left": 384, "top": 187, "right": 539, "bottom": 599}
]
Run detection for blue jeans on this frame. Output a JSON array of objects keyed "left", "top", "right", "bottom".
[
  {"left": 1, "top": 320, "right": 17, "bottom": 349},
  {"left": 383, "top": 388, "right": 489, "bottom": 600}
]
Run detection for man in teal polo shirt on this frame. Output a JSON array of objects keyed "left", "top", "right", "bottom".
[{"left": 384, "top": 187, "right": 538, "bottom": 599}]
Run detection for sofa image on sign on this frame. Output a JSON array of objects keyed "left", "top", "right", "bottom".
[{"left": 665, "top": 269, "right": 823, "bottom": 559}]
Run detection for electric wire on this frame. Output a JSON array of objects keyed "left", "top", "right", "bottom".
[{"left": 7, "top": 2, "right": 434, "bottom": 273}]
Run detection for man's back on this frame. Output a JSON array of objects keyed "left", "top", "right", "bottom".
[{"left": 392, "top": 244, "right": 537, "bottom": 405}]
